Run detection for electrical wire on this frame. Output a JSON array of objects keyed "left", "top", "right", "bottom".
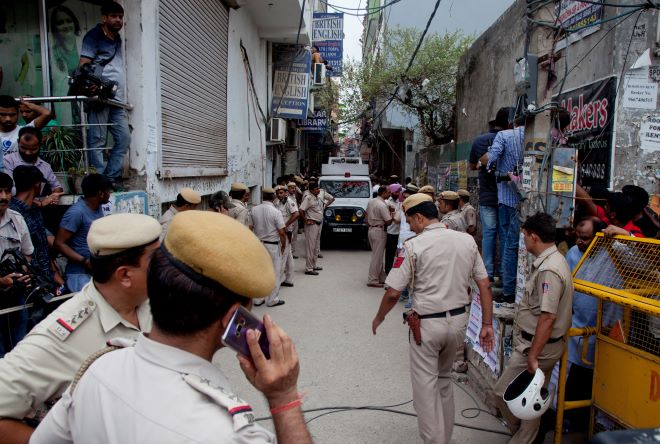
[{"left": 318, "top": 0, "right": 403, "bottom": 17}]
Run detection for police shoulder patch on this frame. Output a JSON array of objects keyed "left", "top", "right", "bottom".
[
  {"left": 47, "top": 299, "right": 97, "bottom": 342},
  {"left": 392, "top": 256, "right": 405, "bottom": 268}
]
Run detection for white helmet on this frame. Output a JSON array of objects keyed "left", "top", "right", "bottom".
[{"left": 502, "top": 369, "right": 553, "bottom": 420}]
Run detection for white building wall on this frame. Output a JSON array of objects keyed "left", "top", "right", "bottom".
[{"left": 123, "top": 1, "right": 271, "bottom": 215}]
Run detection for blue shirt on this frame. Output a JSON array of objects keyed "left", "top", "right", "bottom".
[
  {"left": 59, "top": 198, "right": 104, "bottom": 274},
  {"left": 566, "top": 245, "right": 598, "bottom": 368},
  {"left": 80, "top": 24, "right": 125, "bottom": 101},
  {"left": 10, "top": 198, "right": 51, "bottom": 278},
  {"left": 487, "top": 126, "right": 524, "bottom": 208},
  {"left": 468, "top": 130, "right": 498, "bottom": 207}
]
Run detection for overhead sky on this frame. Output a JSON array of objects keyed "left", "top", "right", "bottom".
[{"left": 324, "top": 0, "right": 517, "bottom": 63}]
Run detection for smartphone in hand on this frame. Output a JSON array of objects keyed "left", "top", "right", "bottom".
[{"left": 221, "top": 306, "right": 270, "bottom": 359}]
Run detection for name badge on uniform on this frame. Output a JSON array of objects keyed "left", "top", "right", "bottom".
[
  {"left": 47, "top": 300, "right": 96, "bottom": 341},
  {"left": 183, "top": 373, "right": 255, "bottom": 432}
]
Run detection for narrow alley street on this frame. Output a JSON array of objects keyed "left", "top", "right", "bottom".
[{"left": 213, "top": 236, "right": 511, "bottom": 444}]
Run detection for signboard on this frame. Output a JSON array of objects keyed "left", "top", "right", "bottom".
[
  {"left": 312, "top": 12, "right": 344, "bottom": 77},
  {"left": 271, "top": 44, "right": 311, "bottom": 119},
  {"left": 466, "top": 287, "right": 499, "bottom": 374},
  {"left": 640, "top": 115, "right": 660, "bottom": 152},
  {"left": 297, "top": 109, "right": 328, "bottom": 132},
  {"left": 436, "top": 161, "right": 468, "bottom": 192},
  {"left": 555, "top": 1, "right": 603, "bottom": 50},
  {"left": 553, "top": 76, "right": 617, "bottom": 189},
  {"left": 623, "top": 69, "right": 658, "bottom": 110}
]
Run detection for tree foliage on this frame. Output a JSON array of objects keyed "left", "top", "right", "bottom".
[{"left": 341, "top": 27, "right": 473, "bottom": 146}]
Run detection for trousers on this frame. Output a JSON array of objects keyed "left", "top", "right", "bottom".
[
  {"left": 87, "top": 105, "right": 130, "bottom": 180},
  {"left": 255, "top": 243, "right": 282, "bottom": 306},
  {"left": 315, "top": 220, "right": 323, "bottom": 257},
  {"left": 291, "top": 227, "right": 298, "bottom": 256},
  {"left": 281, "top": 234, "right": 294, "bottom": 284},
  {"left": 304, "top": 223, "right": 320, "bottom": 272},
  {"left": 385, "top": 233, "right": 398, "bottom": 275},
  {"left": 367, "top": 227, "right": 386, "bottom": 284},
  {"left": 493, "top": 334, "right": 564, "bottom": 444},
  {"left": 410, "top": 312, "right": 468, "bottom": 444}
]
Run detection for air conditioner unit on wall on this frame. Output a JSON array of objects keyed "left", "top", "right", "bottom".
[
  {"left": 307, "top": 93, "right": 315, "bottom": 116},
  {"left": 313, "top": 63, "right": 326, "bottom": 86},
  {"left": 269, "top": 118, "right": 286, "bottom": 143}
]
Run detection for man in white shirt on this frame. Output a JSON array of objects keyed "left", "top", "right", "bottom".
[
  {"left": 0, "top": 96, "right": 52, "bottom": 158},
  {"left": 385, "top": 184, "right": 402, "bottom": 275}
]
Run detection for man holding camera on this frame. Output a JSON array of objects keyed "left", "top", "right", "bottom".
[
  {"left": 31, "top": 211, "right": 312, "bottom": 444},
  {"left": 0, "top": 213, "right": 160, "bottom": 443},
  {"left": 483, "top": 116, "right": 526, "bottom": 304},
  {"left": 0, "top": 172, "right": 33, "bottom": 357},
  {"left": 79, "top": 1, "right": 129, "bottom": 189}
]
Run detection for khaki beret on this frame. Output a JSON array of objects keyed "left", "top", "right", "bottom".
[
  {"left": 274, "top": 185, "right": 286, "bottom": 192},
  {"left": 293, "top": 175, "right": 304, "bottom": 184},
  {"left": 390, "top": 174, "right": 399, "bottom": 179},
  {"left": 418, "top": 185, "right": 435, "bottom": 195},
  {"left": 164, "top": 211, "right": 275, "bottom": 298},
  {"left": 457, "top": 189, "right": 470, "bottom": 198},
  {"left": 263, "top": 186, "right": 276, "bottom": 194},
  {"left": 179, "top": 187, "right": 201, "bottom": 205},
  {"left": 440, "top": 190, "right": 459, "bottom": 201},
  {"left": 303, "top": 180, "right": 309, "bottom": 185},
  {"left": 287, "top": 182, "right": 297, "bottom": 188},
  {"left": 402, "top": 193, "right": 433, "bottom": 212},
  {"left": 405, "top": 184, "right": 419, "bottom": 193},
  {"left": 230, "top": 182, "right": 248, "bottom": 192},
  {"left": 88, "top": 214, "right": 161, "bottom": 257}
]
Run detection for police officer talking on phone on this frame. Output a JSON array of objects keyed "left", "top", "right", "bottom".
[
  {"left": 371, "top": 193, "right": 495, "bottom": 444},
  {"left": 31, "top": 211, "right": 312, "bottom": 444}
]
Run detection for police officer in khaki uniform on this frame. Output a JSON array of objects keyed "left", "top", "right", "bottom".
[
  {"left": 299, "top": 182, "right": 324, "bottom": 275},
  {"left": 159, "top": 187, "right": 201, "bottom": 239},
  {"left": 372, "top": 193, "right": 494, "bottom": 444},
  {"left": 228, "top": 182, "right": 253, "bottom": 229},
  {"left": 31, "top": 211, "right": 312, "bottom": 444},
  {"left": 418, "top": 185, "right": 435, "bottom": 200},
  {"left": 365, "top": 185, "right": 392, "bottom": 287},
  {"left": 493, "top": 213, "right": 573, "bottom": 444},
  {"left": 275, "top": 185, "right": 299, "bottom": 287},
  {"left": 0, "top": 213, "right": 161, "bottom": 443},
  {"left": 457, "top": 189, "right": 477, "bottom": 235},
  {"left": 438, "top": 191, "right": 467, "bottom": 232},
  {"left": 287, "top": 182, "right": 301, "bottom": 258}
]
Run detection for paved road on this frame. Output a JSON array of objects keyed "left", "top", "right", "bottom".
[{"left": 213, "top": 235, "right": 511, "bottom": 443}]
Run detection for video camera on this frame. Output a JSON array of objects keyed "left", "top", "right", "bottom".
[
  {"left": 68, "top": 64, "right": 118, "bottom": 100},
  {"left": 491, "top": 165, "right": 522, "bottom": 183},
  {"left": 0, "top": 248, "right": 56, "bottom": 309}
]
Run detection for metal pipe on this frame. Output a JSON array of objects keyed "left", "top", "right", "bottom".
[
  {"left": 0, "top": 293, "right": 74, "bottom": 316},
  {"left": 554, "top": 343, "right": 570, "bottom": 444},
  {"left": 17, "top": 95, "right": 133, "bottom": 110}
]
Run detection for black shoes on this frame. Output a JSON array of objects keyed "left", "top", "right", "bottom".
[
  {"left": 281, "top": 282, "right": 294, "bottom": 287},
  {"left": 267, "top": 300, "right": 285, "bottom": 307},
  {"left": 305, "top": 271, "right": 319, "bottom": 276},
  {"left": 494, "top": 293, "right": 515, "bottom": 304},
  {"left": 313, "top": 267, "right": 323, "bottom": 271}
]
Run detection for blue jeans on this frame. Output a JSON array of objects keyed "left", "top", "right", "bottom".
[
  {"left": 66, "top": 273, "right": 91, "bottom": 293},
  {"left": 479, "top": 205, "right": 499, "bottom": 279},
  {"left": 498, "top": 204, "right": 520, "bottom": 296},
  {"left": 87, "top": 105, "right": 130, "bottom": 180}
]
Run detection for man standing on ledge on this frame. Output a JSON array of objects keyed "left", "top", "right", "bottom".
[
  {"left": 493, "top": 213, "right": 573, "bottom": 444},
  {"left": 372, "top": 193, "right": 494, "bottom": 444},
  {"left": 365, "top": 186, "right": 392, "bottom": 287}
]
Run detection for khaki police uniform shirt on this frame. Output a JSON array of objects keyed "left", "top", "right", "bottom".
[
  {"left": 461, "top": 203, "right": 477, "bottom": 229},
  {"left": 441, "top": 209, "right": 467, "bottom": 232},
  {"left": 385, "top": 223, "right": 488, "bottom": 315},
  {"left": 515, "top": 245, "right": 574, "bottom": 339},
  {"left": 251, "top": 201, "right": 285, "bottom": 243},
  {"left": 300, "top": 193, "right": 324, "bottom": 222},
  {"left": 229, "top": 199, "right": 252, "bottom": 227},
  {"left": 31, "top": 334, "right": 275, "bottom": 444},
  {"left": 158, "top": 205, "right": 178, "bottom": 240},
  {"left": 0, "top": 282, "right": 151, "bottom": 420},
  {"left": 275, "top": 197, "right": 298, "bottom": 233},
  {"left": 366, "top": 197, "right": 391, "bottom": 227}
]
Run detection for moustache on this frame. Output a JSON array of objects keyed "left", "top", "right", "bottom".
[{"left": 0, "top": 200, "right": 9, "bottom": 205}]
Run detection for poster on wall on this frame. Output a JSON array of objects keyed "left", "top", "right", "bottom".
[
  {"left": 436, "top": 161, "right": 468, "bottom": 192},
  {"left": 312, "top": 13, "right": 343, "bottom": 76},
  {"left": 554, "top": 0, "right": 603, "bottom": 50},
  {"left": 553, "top": 76, "right": 617, "bottom": 189},
  {"left": 271, "top": 44, "right": 311, "bottom": 119},
  {"left": 465, "top": 287, "right": 499, "bottom": 374}
]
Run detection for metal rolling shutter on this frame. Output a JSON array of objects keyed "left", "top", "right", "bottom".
[{"left": 159, "top": 0, "right": 228, "bottom": 176}]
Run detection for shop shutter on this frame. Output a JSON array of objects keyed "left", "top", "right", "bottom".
[{"left": 158, "top": 0, "right": 228, "bottom": 176}]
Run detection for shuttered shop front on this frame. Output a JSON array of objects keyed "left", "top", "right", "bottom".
[{"left": 159, "top": 0, "right": 228, "bottom": 177}]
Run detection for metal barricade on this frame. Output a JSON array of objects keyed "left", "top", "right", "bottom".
[{"left": 554, "top": 233, "right": 660, "bottom": 443}]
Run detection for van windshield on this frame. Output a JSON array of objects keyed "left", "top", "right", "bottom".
[{"left": 320, "top": 180, "right": 370, "bottom": 198}]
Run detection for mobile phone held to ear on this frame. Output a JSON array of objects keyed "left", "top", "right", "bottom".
[{"left": 221, "top": 306, "right": 270, "bottom": 359}]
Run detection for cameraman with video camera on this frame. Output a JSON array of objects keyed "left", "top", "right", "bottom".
[
  {"left": 78, "top": 1, "right": 129, "bottom": 191},
  {"left": 0, "top": 172, "right": 34, "bottom": 357}
]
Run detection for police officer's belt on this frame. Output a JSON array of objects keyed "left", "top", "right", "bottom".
[
  {"left": 418, "top": 306, "right": 467, "bottom": 319},
  {"left": 520, "top": 330, "right": 563, "bottom": 343},
  {"left": 262, "top": 240, "right": 279, "bottom": 245}
]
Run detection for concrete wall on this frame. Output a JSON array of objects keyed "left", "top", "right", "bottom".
[
  {"left": 454, "top": 0, "right": 527, "bottom": 158},
  {"left": 123, "top": 1, "right": 274, "bottom": 215}
]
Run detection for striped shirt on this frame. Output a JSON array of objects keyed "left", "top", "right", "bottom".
[{"left": 487, "top": 126, "right": 525, "bottom": 208}]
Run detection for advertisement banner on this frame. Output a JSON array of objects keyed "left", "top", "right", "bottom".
[
  {"left": 297, "top": 109, "right": 328, "bottom": 132},
  {"left": 553, "top": 76, "right": 617, "bottom": 189},
  {"left": 555, "top": 0, "right": 603, "bottom": 49},
  {"left": 271, "top": 45, "right": 311, "bottom": 119},
  {"left": 312, "top": 12, "right": 344, "bottom": 77}
]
